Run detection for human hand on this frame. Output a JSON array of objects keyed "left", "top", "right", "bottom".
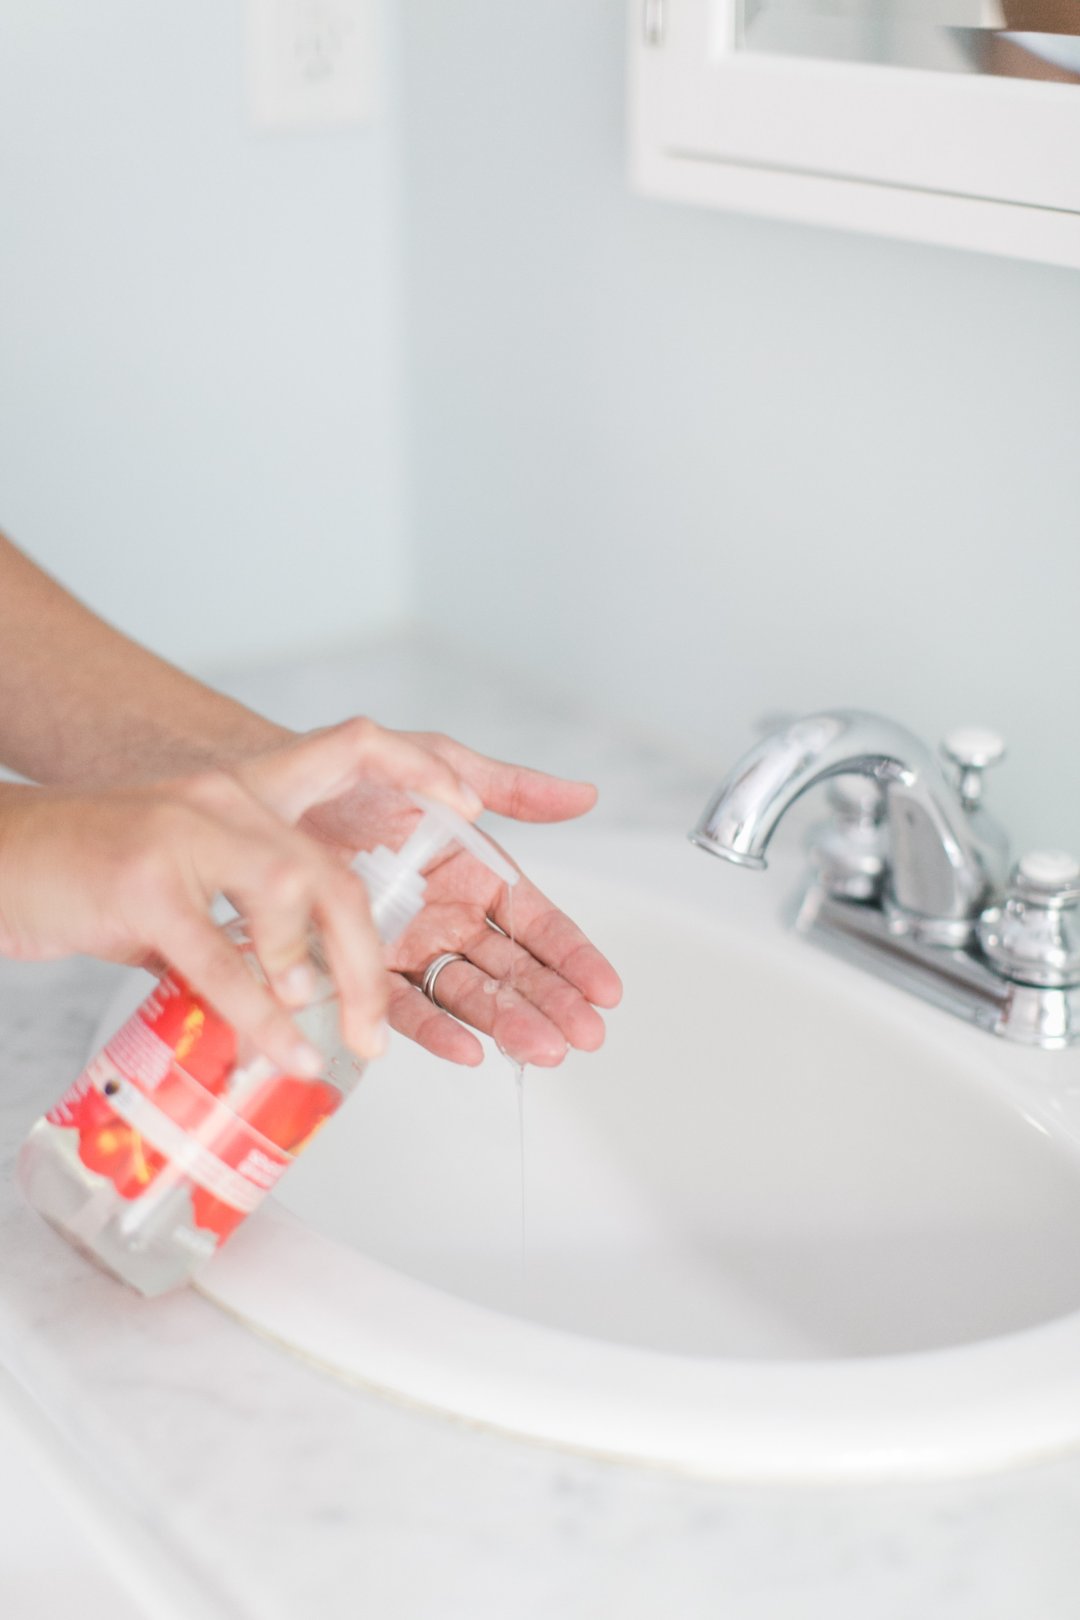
[
  {"left": 288, "top": 729, "right": 623, "bottom": 1068},
  {"left": 0, "top": 720, "right": 483, "bottom": 1073}
]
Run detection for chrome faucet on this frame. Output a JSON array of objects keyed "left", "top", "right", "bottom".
[{"left": 691, "top": 710, "right": 1080, "bottom": 1049}]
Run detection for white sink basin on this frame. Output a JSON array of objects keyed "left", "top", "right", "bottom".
[{"left": 96, "top": 831, "right": 1080, "bottom": 1480}]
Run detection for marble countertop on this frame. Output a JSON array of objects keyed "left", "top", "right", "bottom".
[{"left": 3, "top": 637, "right": 1080, "bottom": 1620}]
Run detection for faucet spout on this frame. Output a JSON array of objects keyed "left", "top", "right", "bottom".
[{"left": 691, "top": 710, "right": 991, "bottom": 928}]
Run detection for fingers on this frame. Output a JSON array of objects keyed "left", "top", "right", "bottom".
[
  {"left": 172, "top": 775, "right": 390, "bottom": 1063},
  {"left": 311, "top": 868, "right": 390, "bottom": 1058},
  {"left": 409, "top": 733, "right": 598, "bottom": 824},
  {"left": 449, "top": 923, "right": 607, "bottom": 1052},
  {"left": 231, "top": 842, "right": 388, "bottom": 1062},
  {"left": 407, "top": 952, "right": 568, "bottom": 1067},
  {"left": 398, "top": 907, "right": 606, "bottom": 1065},
  {"left": 386, "top": 975, "right": 484, "bottom": 1066},
  {"left": 237, "top": 718, "right": 484, "bottom": 829},
  {"left": 243, "top": 863, "right": 323, "bottom": 1009},
  {"left": 240, "top": 862, "right": 388, "bottom": 1061},
  {"left": 158, "top": 910, "right": 326, "bottom": 1079},
  {"left": 489, "top": 877, "right": 623, "bottom": 1009}
]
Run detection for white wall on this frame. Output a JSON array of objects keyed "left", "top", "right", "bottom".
[
  {"left": 399, "top": 0, "right": 1080, "bottom": 852},
  {"left": 0, "top": 0, "right": 409, "bottom": 669}
]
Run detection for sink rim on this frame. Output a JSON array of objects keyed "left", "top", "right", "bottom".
[{"left": 199, "top": 1198, "right": 1080, "bottom": 1484}]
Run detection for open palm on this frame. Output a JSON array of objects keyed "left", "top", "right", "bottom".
[{"left": 303, "top": 731, "right": 622, "bottom": 1067}]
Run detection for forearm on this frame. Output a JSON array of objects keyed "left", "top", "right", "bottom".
[{"left": 0, "top": 535, "right": 287, "bottom": 786}]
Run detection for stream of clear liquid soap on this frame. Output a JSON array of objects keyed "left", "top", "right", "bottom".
[{"left": 493, "top": 881, "right": 526, "bottom": 1288}]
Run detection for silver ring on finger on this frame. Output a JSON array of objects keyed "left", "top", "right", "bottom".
[{"left": 421, "top": 952, "right": 468, "bottom": 1011}]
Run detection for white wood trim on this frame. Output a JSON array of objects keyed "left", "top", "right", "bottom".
[{"left": 630, "top": 0, "right": 1080, "bottom": 268}]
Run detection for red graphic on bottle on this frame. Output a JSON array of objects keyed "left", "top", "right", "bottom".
[{"left": 47, "top": 974, "right": 340, "bottom": 1242}]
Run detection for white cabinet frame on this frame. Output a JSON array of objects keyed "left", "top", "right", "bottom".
[{"left": 630, "top": 0, "right": 1080, "bottom": 266}]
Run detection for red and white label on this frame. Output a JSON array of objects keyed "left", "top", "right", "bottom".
[{"left": 44, "top": 973, "right": 339, "bottom": 1242}]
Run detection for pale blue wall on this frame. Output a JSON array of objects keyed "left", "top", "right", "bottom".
[
  {"left": 4, "top": 1, "right": 1079, "bottom": 847},
  {"left": 0, "top": 0, "right": 410, "bottom": 669},
  {"left": 400, "top": 0, "right": 1080, "bottom": 850}
]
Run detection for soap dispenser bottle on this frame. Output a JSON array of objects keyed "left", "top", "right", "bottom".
[{"left": 18, "top": 797, "right": 516, "bottom": 1297}]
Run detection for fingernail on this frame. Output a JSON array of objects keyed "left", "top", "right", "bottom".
[
  {"left": 367, "top": 1020, "right": 389, "bottom": 1059},
  {"left": 461, "top": 786, "right": 484, "bottom": 818},
  {"left": 276, "top": 962, "right": 318, "bottom": 1007},
  {"left": 291, "top": 1040, "right": 325, "bottom": 1078}
]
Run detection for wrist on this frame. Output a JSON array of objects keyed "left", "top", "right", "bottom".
[
  {"left": 79, "top": 705, "right": 294, "bottom": 789},
  {"left": 0, "top": 784, "right": 44, "bottom": 955},
  {"left": 178, "top": 709, "right": 293, "bottom": 773}
]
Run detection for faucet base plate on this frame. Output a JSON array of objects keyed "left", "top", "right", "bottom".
[{"left": 796, "top": 885, "right": 1080, "bottom": 1051}]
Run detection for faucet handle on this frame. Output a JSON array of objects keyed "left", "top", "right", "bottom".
[
  {"left": 978, "top": 849, "right": 1080, "bottom": 988},
  {"left": 1014, "top": 849, "right": 1080, "bottom": 904},
  {"left": 941, "top": 727, "right": 1006, "bottom": 811}
]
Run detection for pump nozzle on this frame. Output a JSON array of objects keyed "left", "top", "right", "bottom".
[
  {"left": 401, "top": 794, "right": 518, "bottom": 886},
  {"left": 350, "top": 793, "right": 518, "bottom": 945}
]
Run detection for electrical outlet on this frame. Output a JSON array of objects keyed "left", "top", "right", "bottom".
[{"left": 246, "top": 0, "right": 378, "bottom": 130}]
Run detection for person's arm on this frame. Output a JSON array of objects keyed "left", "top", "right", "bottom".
[
  {"left": 0, "top": 534, "right": 622, "bottom": 1065},
  {"left": 0, "top": 534, "right": 283, "bottom": 786}
]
